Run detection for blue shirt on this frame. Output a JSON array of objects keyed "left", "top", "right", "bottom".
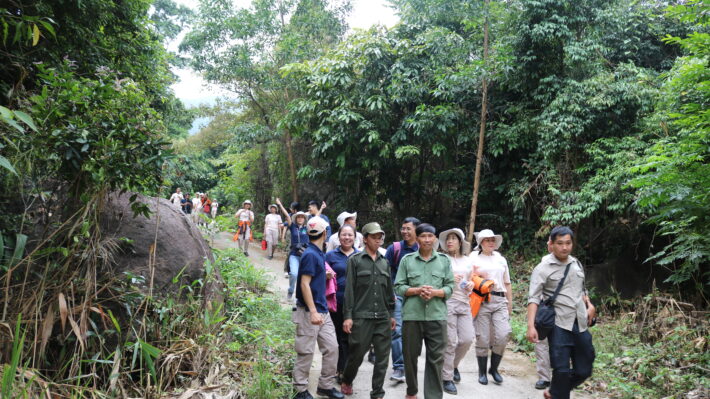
[
  {"left": 288, "top": 223, "right": 309, "bottom": 256},
  {"left": 308, "top": 213, "right": 332, "bottom": 240},
  {"left": 385, "top": 240, "right": 419, "bottom": 283},
  {"left": 325, "top": 246, "right": 359, "bottom": 306},
  {"left": 296, "top": 242, "right": 328, "bottom": 313}
]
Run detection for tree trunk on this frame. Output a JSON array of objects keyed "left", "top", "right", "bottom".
[
  {"left": 284, "top": 129, "right": 299, "bottom": 202},
  {"left": 466, "top": 0, "right": 490, "bottom": 243}
]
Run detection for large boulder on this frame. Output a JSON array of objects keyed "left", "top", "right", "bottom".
[{"left": 100, "top": 191, "right": 222, "bottom": 301}]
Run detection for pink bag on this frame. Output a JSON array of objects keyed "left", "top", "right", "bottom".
[{"left": 325, "top": 262, "right": 338, "bottom": 312}]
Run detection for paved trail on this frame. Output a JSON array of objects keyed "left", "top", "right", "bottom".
[{"left": 212, "top": 233, "right": 594, "bottom": 399}]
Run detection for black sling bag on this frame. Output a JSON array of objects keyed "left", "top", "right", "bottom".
[{"left": 534, "top": 263, "right": 572, "bottom": 340}]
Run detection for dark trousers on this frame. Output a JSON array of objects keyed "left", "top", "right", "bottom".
[
  {"left": 343, "top": 318, "right": 391, "bottom": 399},
  {"left": 402, "top": 320, "right": 447, "bottom": 399},
  {"left": 330, "top": 307, "right": 349, "bottom": 373},
  {"left": 548, "top": 321, "right": 595, "bottom": 399}
]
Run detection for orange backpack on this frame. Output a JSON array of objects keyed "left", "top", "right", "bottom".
[{"left": 468, "top": 274, "right": 495, "bottom": 317}]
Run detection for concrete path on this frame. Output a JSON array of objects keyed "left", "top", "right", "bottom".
[{"left": 212, "top": 233, "right": 594, "bottom": 399}]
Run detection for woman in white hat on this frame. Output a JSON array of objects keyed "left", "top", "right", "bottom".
[
  {"left": 437, "top": 228, "right": 475, "bottom": 395},
  {"left": 234, "top": 200, "right": 255, "bottom": 256},
  {"left": 263, "top": 204, "right": 283, "bottom": 260},
  {"left": 470, "top": 229, "right": 512, "bottom": 385}
]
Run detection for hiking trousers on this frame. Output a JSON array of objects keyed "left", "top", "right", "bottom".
[
  {"left": 265, "top": 228, "right": 279, "bottom": 256},
  {"left": 474, "top": 294, "right": 511, "bottom": 356},
  {"left": 536, "top": 338, "right": 551, "bottom": 382},
  {"left": 292, "top": 307, "right": 338, "bottom": 393},
  {"left": 402, "top": 320, "right": 447, "bottom": 399},
  {"left": 548, "top": 321, "right": 595, "bottom": 399},
  {"left": 442, "top": 299, "right": 474, "bottom": 381},
  {"left": 342, "top": 318, "right": 391, "bottom": 399}
]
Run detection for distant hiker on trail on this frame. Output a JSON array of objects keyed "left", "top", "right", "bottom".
[
  {"left": 470, "top": 228, "right": 512, "bottom": 386},
  {"left": 326, "top": 211, "right": 364, "bottom": 252},
  {"left": 307, "top": 200, "right": 332, "bottom": 240},
  {"left": 264, "top": 204, "right": 282, "bottom": 260},
  {"left": 169, "top": 188, "right": 183, "bottom": 208},
  {"left": 292, "top": 216, "right": 344, "bottom": 399},
  {"left": 324, "top": 224, "right": 359, "bottom": 383},
  {"left": 282, "top": 201, "right": 301, "bottom": 242},
  {"left": 183, "top": 194, "right": 192, "bottom": 214},
  {"left": 339, "top": 222, "right": 394, "bottom": 399},
  {"left": 211, "top": 200, "right": 218, "bottom": 218},
  {"left": 192, "top": 193, "right": 201, "bottom": 223},
  {"left": 394, "top": 223, "right": 454, "bottom": 399},
  {"left": 527, "top": 226, "right": 596, "bottom": 399},
  {"left": 199, "top": 193, "right": 212, "bottom": 225},
  {"left": 277, "top": 198, "right": 309, "bottom": 303},
  {"left": 383, "top": 216, "right": 421, "bottom": 382},
  {"left": 438, "top": 228, "right": 475, "bottom": 395},
  {"left": 234, "top": 200, "right": 254, "bottom": 256}
]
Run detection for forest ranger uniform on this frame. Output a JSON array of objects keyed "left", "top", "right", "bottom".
[{"left": 340, "top": 223, "right": 394, "bottom": 399}]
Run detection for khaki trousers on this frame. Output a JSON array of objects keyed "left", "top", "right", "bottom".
[
  {"left": 442, "top": 299, "right": 474, "bottom": 380},
  {"left": 474, "top": 294, "right": 511, "bottom": 356},
  {"left": 265, "top": 228, "right": 279, "bottom": 255},
  {"left": 292, "top": 307, "right": 338, "bottom": 392},
  {"left": 237, "top": 226, "right": 251, "bottom": 254},
  {"left": 536, "top": 338, "right": 551, "bottom": 382}
]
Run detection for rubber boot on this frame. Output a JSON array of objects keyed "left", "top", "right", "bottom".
[
  {"left": 489, "top": 352, "right": 504, "bottom": 384},
  {"left": 477, "top": 356, "right": 488, "bottom": 385}
]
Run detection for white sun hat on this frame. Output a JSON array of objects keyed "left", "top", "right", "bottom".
[
  {"left": 474, "top": 229, "right": 503, "bottom": 250},
  {"left": 438, "top": 228, "right": 471, "bottom": 255},
  {"left": 336, "top": 211, "right": 357, "bottom": 227}
]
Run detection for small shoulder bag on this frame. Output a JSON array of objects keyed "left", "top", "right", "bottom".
[{"left": 534, "top": 263, "right": 572, "bottom": 340}]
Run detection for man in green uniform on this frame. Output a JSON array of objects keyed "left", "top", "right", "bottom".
[
  {"left": 395, "top": 223, "right": 454, "bottom": 399},
  {"left": 340, "top": 222, "right": 396, "bottom": 399}
]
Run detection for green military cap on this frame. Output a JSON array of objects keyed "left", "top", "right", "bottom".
[{"left": 362, "top": 222, "right": 385, "bottom": 236}]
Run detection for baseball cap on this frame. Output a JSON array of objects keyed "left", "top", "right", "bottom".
[
  {"left": 306, "top": 216, "right": 329, "bottom": 236},
  {"left": 362, "top": 222, "right": 385, "bottom": 236}
]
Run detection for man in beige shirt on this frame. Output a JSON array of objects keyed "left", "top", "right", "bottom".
[{"left": 526, "top": 226, "right": 596, "bottom": 399}]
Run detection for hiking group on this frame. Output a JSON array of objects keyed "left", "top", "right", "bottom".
[
  {"left": 168, "top": 188, "right": 218, "bottom": 224},
  {"left": 228, "top": 197, "right": 595, "bottom": 399}
]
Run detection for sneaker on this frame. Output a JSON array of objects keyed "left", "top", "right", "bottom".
[
  {"left": 443, "top": 380, "right": 457, "bottom": 395},
  {"left": 535, "top": 380, "right": 550, "bottom": 390},
  {"left": 284, "top": 272, "right": 289, "bottom": 279},
  {"left": 315, "top": 387, "right": 344, "bottom": 399},
  {"left": 294, "top": 391, "right": 314, "bottom": 399},
  {"left": 453, "top": 368, "right": 461, "bottom": 383},
  {"left": 390, "top": 368, "right": 405, "bottom": 382}
]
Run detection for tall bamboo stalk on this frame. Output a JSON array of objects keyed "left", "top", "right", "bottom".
[{"left": 467, "top": 0, "right": 490, "bottom": 243}]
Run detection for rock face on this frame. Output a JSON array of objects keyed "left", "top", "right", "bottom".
[{"left": 100, "top": 191, "right": 222, "bottom": 300}]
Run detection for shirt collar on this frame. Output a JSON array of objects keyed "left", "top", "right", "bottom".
[
  {"left": 402, "top": 240, "right": 418, "bottom": 251},
  {"left": 545, "top": 253, "right": 577, "bottom": 267},
  {"left": 336, "top": 246, "right": 359, "bottom": 256},
  {"left": 415, "top": 250, "right": 439, "bottom": 262},
  {"left": 307, "top": 242, "right": 324, "bottom": 254}
]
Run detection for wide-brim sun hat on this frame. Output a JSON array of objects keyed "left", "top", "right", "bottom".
[
  {"left": 337, "top": 211, "right": 357, "bottom": 227},
  {"left": 474, "top": 229, "right": 503, "bottom": 250},
  {"left": 438, "top": 228, "right": 471, "bottom": 255},
  {"left": 294, "top": 211, "right": 308, "bottom": 221},
  {"left": 243, "top": 200, "right": 252, "bottom": 205},
  {"left": 269, "top": 204, "right": 278, "bottom": 210}
]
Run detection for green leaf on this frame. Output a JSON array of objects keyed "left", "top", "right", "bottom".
[
  {"left": 32, "top": 24, "right": 40, "bottom": 46},
  {"left": 0, "top": 155, "right": 17, "bottom": 176},
  {"left": 13, "top": 111, "right": 38, "bottom": 132}
]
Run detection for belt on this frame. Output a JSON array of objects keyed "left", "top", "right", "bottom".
[
  {"left": 490, "top": 291, "right": 506, "bottom": 297},
  {"left": 352, "top": 311, "right": 390, "bottom": 319}
]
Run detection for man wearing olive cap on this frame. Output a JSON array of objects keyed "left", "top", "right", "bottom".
[{"left": 340, "top": 222, "right": 395, "bottom": 399}]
